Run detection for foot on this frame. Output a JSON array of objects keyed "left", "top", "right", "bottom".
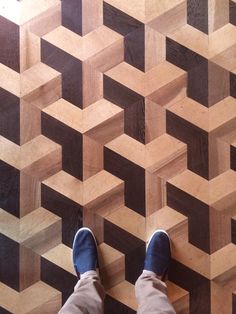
[
  {"left": 144, "top": 229, "right": 171, "bottom": 280},
  {"left": 72, "top": 227, "right": 98, "bottom": 276}
]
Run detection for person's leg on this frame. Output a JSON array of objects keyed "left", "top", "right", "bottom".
[
  {"left": 59, "top": 228, "right": 105, "bottom": 314},
  {"left": 135, "top": 230, "right": 176, "bottom": 314}
]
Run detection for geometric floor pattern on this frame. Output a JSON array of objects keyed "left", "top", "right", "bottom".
[{"left": 0, "top": 0, "right": 236, "bottom": 313}]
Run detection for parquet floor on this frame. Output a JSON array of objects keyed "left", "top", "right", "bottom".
[{"left": 0, "top": 1, "right": 236, "bottom": 313}]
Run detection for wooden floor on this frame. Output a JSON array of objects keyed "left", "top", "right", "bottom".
[{"left": 0, "top": 0, "right": 236, "bottom": 313}]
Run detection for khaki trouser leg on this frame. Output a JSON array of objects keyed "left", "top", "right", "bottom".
[
  {"left": 135, "top": 270, "right": 176, "bottom": 314},
  {"left": 58, "top": 271, "right": 105, "bottom": 314}
]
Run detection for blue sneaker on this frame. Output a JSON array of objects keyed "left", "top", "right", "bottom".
[
  {"left": 72, "top": 227, "right": 98, "bottom": 276},
  {"left": 144, "top": 229, "right": 171, "bottom": 280}
]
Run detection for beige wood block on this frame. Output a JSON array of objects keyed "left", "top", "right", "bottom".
[
  {"left": 0, "top": 135, "right": 61, "bottom": 217},
  {"left": 83, "top": 207, "right": 104, "bottom": 244},
  {"left": 168, "top": 169, "right": 209, "bottom": 204},
  {"left": 43, "top": 170, "right": 83, "bottom": 205},
  {"left": 0, "top": 63, "right": 20, "bottom": 97},
  {"left": 155, "top": 151, "right": 187, "bottom": 183},
  {"left": 43, "top": 99, "right": 83, "bottom": 132},
  {"left": 146, "top": 139, "right": 187, "bottom": 213},
  {"left": 211, "top": 185, "right": 236, "bottom": 217},
  {"left": 171, "top": 169, "right": 233, "bottom": 206},
  {"left": 105, "top": 61, "right": 186, "bottom": 97},
  {"left": 0, "top": 0, "right": 60, "bottom": 25},
  {"left": 0, "top": 283, "right": 19, "bottom": 313},
  {"left": 0, "top": 281, "right": 61, "bottom": 313},
  {"left": 105, "top": 0, "right": 186, "bottom": 24},
  {"left": 0, "top": 0, "right": 21, "bottom": 24},
  {"left": 208, "top": 0, "right": 229, "bottom": 33},
  {"left": 209, "top": 23, "right": 236, "bottom": 57},
  {"left": 19, "top": 0, "right": 59, "bottom": 70},
  {"left": 22, "top": 144, "right": 62, "bottom": 181},
  {"left": 83, "top": 171, "right": 124, "bottom": 216},
  {"left": 24, "top": 135, "right": 60, "bottom": 170},
  {"left": 22, "top": 75, "right": 61, "bottom": 110},
  {"left": 28, "top": 2, "right": 61, "bottom": 37},
  {"left": 145, "top": 62, "right": 186, "bottom": 99},
  {"left": 211, "top": 278, "right": 236, "bottom": 314},
  {"left": 0, "top": 207, "right": 60, "bottom": 289},
  {"left": 169, "top": 170, "right": 236, "bottom": 253},
  {"left": 107, "top": 281, "right": 138, "bottom": 311},
  {"left": 20, "top": 172, "right": 41, "bottom": 217},
  {"left": 21, "top": 62, "right": 61, "bottom": 97},
  {"left": 20, "top": 149, "right": 61, "bottom": 217},
  {"left": 106, "top": 134, "right": 146, "bottom": 167},
  {"left": 104, "top": 0, "right": 145, "bottom": 22},
  {"left": 43, "top": 25, "right": 122, "bottom": 62},
  {"left": 82, "top": 63, "right": 102, "bottom": 108},
  {"left": 211, "top": 243, "right": 236, "bottom": 281},
  {"left": 145, "top": 99, "right": 165, "bottom": 143},
  {"left": 0, "top": 209, "right": 19, "bottom": 241},
  {"left": 209, "top": 135, "right": 231, "bottom": 179},
  {"left": 148, "top": 1, "right": 187, "bottom": 35},
  {"left": 88, "top": 38, "right": 124, "bottom": 73},
  {"left": 20, "top": 99, "right": 41, "bottom": 145},
  {"left": 166, "top": 281, "right": 189, "bottom": 313},
  {"left": 20, "top": 207, "right": 61, "bottom": 254},
  {"left": 83, "top": 99, "right": 123, "bottom": 134},
  {"left": 145, "top": 171, "right": 164, "bottom": 215},
  {"left": 210, "top": 169, "right": 236, "bottom": 204},
  {"left": 85, "top": 108, "right": 124, "bottom": 143},
  {"left": 145, "top": 26, "right": 165, "bottom": 71},
  {"left": 0, "top": 136, "right": 19, "bottom": 168},
  {"left": 83, "top": 103, "right": 123, "bottom": 178},
  {"left": 153, "top": 211, "right": 211, "bottom": 278},
  {"left": 42, "top": 244, "right": 76, "bottom": 276},
  {"left": 19, "top": 245, "right": 40, "bottom": 291},
  {"left": 0, "top": 135, "right": 59, "bottom": 170},
  {"left": 209, "top": 206, "right": 231, "bottom": 253},
  {"left": 146, "top": 206, "right": 188, "bottom": 241},
  {"left": 208, "top": 97, "right": 236, "bottom": 178},
  {"left": 145, "top": 0, "right": 185, "bottom": 23},
  {"left": 43, "top": 98, "right": 123, "bottom": 134},
  {"left": 145, "top": 133, "right": 187, "bottom": 171},
  {"left": 20, "top": 27, "right": 40, "bottom": 73},
  {"left": 169, "top": 96, "right": 236, "bottom": 133},
  {"left": 105, "top": 62, "right": 144, "bottom": 95},
  {"left": 106, "top": 133, "right": 186, "bottom": 172},
  {"left": 82, "top": 0, "right": 103, "bottom": 36},
  {"left": 169, "top": 23, "right": 236, "bottom": 58},
  {"left": 208, "top": 61, "right": 229, "bottom": 106},
  {"left": 168, "top": 97, "right": 209, "bottom": 131},
  {"left": 172, "top": 240, "right": 211, "bottom": 279},
  {"left": 168, "top": 24, "right": 209, "bottom": 58},
  {"left": 83, "top": 170, "right": 123, "bottom": 204},
  {"left": 84, "top": 181, "right": 124, "bottom": 217},
  {"left": 105, "top": 206, "right": 146, "bottom": 240},
  {"left": 83, "top": 135, "right": 104, "bottom": 180},
  {"left": 147, "top": 70, "right": 187, "bottom": 107},
  {"left": 211, "top": 43, "right": 236, "bottom": 71},
  {"left": 27, "top": 295, "right": 61, "bottom": 314},
  {"left": 43, "top": 169, "right": 124, "bottom": 209},
  {"left": 98, "top": 243, "right": 125, "bottom": 289},
  {"left": 20, "top": 281, "right": 61, "bottom": 314}
]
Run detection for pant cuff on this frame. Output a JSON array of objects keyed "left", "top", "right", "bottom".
[{"left": 80, "top": 270, "right": 98, "bottom": 279}]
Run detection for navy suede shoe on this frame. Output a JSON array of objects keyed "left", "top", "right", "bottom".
[
  {"left": 144, "top": 229, "right": 171, "bottom": 280},
  {"left": 72, "top": 227, "right": 98, "bottom": 276}
]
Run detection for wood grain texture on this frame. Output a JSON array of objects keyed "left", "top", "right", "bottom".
[{"left": 0, "top": 0, "right": 236, "bottom": 313}]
